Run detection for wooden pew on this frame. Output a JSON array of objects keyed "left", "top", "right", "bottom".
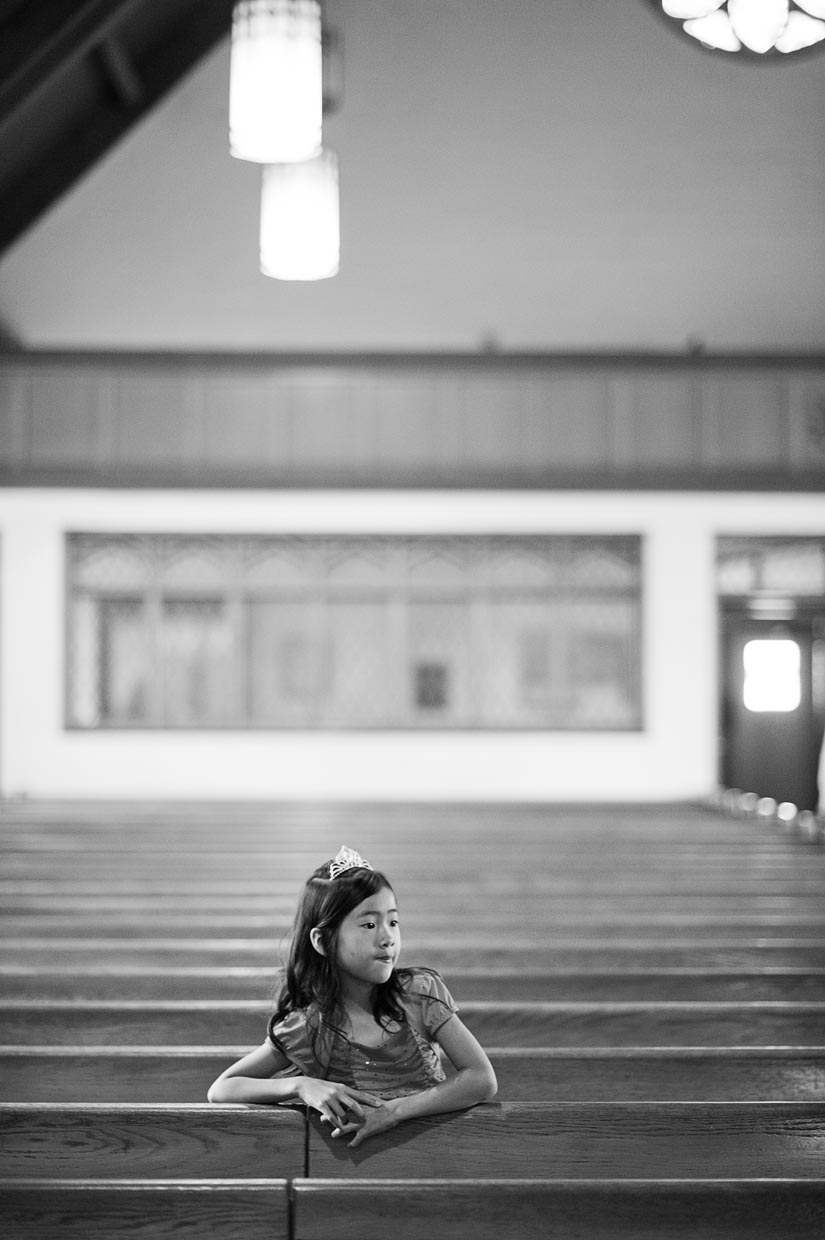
[
  {"left": 5, "top": 940, "right": 825, "bottom": 971},
  {"left": 5, "top": 1046, "right": 825, "bottom": 1104},
  {"left": 4, "top": 998, "right": 825, "bottom": 1047},
  {"left": 488, "top": 1046, "right": 825, "bottom": 1102},
  {"left": 5, "top": 894, "right": 825, "bottom": 929},
  {"left": 0, "top": 815, "right": 812, "bottom": 848},
  {"left": 306, "top": 1101, "right": 825, "bottom": 1180},
  {"left": 6, "top": 912, "right": 825, "bottom": 939},
  {"left": 7, "top": 868, "right": 825, "bottom": 895},
  {"left": 6, "top": 892, "right": 823, "bottom": 922},
  {"left": 4, "top": 964, "right": 825, "bottom": 1001},
  {"left": 0, "top": 1179, "right": 290, "bottom": 1240},
  {"left": 3, "top": 798, "right": 824, "bottom": 1240},
  {"left": 292, "top": 1178, "right": 825, "bottom": 1240},
  {"left": 3, "top": 829, "right": 811, "bottom": 858},
  {"left": 0, "top": 1104, "right": 304, "bottom": 1180},
  {"left": 0, "top": 1049, "right": 231, "bottom": 1104}
]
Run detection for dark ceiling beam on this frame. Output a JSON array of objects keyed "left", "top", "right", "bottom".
[
  {"left": 0, "top": 0, "right": 29, "bottom": 29},
  {"left": 0, "top": 0, "right": 144, "bottom": 131},
  {"left": 96, "top": 35, "right": 146, "bottom": 110},
  {"left": 0, "top": 0, "right": 237, "bottom": 255}
]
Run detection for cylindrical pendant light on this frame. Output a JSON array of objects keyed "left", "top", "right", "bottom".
[
  {"left": 230, "top": 0, "right": 323, "bottom": 163},
  {"left": 260, "top": 149, "right": 339, "bottom": 280}
]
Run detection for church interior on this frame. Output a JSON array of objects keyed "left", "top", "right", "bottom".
[{"left": 1, "top": 1, "right": 825, "bottom": 1236}]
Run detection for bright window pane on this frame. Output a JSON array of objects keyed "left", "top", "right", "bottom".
[
  {"left": 100, "top": 599, "right": 148, "bottom": 724},
  {"left": 249, "top": 600, "right": 319, "bottom": 725},
  {"left": 743, "top": 639, "right": 801, "bottom": 712},
  {"left": 160, "top": 600, "right": 234, "bottom": 724}
]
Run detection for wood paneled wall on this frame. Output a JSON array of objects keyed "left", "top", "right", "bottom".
[{"left": 1, "top": 352, "right": 824, "bottom": 488}]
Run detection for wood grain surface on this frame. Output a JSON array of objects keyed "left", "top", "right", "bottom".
[
  {"left": 307, "top": 1101, "right": 825, "bottom": 1180},
  {"left": 4, "top": 998, "right": 825, "bottom": 1047},
  {"left": 4, "top": 964, "right": 825, "bottom": 1002},
  {"left": 0, "top": 1105, "right": 304, "bottom": 1179},
  {"left": 0, "top": 1179, "right": 290, "bottom": 1240},
  {"left": 293, "top": 1178, "right": 825, "bottom": 1240},
  {"left": 4, "top": 1047, "right": 825, "bottom": 1105},
  {"left": 4, "top": 942, "right": 825, "bottom": 971}
]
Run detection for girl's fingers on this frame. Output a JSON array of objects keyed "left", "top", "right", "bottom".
[{"left": 348, "top": 1091, "right": 381, "bottom": 1108}]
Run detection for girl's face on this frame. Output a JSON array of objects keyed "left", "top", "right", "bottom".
[{"left": 332, "top": 884, "right": 400, "bottom": 995}]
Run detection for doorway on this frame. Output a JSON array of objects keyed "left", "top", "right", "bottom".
[{"left": 720, "top": 606, "right": 825, "bottom": 811}]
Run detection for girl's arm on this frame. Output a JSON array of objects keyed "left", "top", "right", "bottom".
[
  {"left": 336, "top": 1015, "right": 497, "bottom": 1148},
  {"left": 207, "top": 1042, "right": 380, "bottom": 1127}
]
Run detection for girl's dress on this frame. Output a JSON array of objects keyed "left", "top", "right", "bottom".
[{"left": 267, "top": 967, "right": 458, "bottom": 1099}]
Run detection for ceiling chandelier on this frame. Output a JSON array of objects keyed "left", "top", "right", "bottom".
[{"left": 653, "top": 1, "right": 825, "bottom": 54}]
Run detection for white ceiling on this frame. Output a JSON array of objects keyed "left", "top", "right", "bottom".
[{"left": 1, "top": 0, "right": 824, "bottom": 352}]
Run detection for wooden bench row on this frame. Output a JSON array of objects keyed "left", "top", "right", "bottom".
[
  {"left": 292, "top": 1177, "right": 825, "bottom": 1240},
  {"left": 0, "top": 1179, "right": 289, "bottom": 1240},
  {"left": 7, "top": 885, "right": 825, "bottom": 907},
  {"left": 5, "top": 861, "right": 819, "bottom": 890},
  {"left": 4, "top": 998, "right": 825, "bottom": 1046},
  {"left": 7, "top": 940, "right": 825, "bottom": 970},
  {"left": 3, "top": 1102, "right": 825, "bottom": 1180},
  {"left": 7, "top": 835, "right": 805, "bottom": 855},
  {"left": 0, "top": 795, "right": 789, "bottom": 821},
  {"left": 0, "top": 809, "right": 807, "bottom": 835},
  {"left": 0, "top": 809, "right": 798, "bottom": 836},
  {"left": 4, "top": 1046, "right": 825, "bottom": 1103},
  {"left": 5, "top": 884, "right": 824, "bottom": 910},
  {"left": 8, "top": 912, "right": 825, "bottom": 939},
  {"left": 3, "top": 825, "right": 807, "bottom": 850},
  {"left": 4, "top": 1177, "right": 825, "bottom": 1240},
  {"left": 8, "top": 870, "right": 825, "bottom": 894},
  {"left": 4, "top": 965, "right": 825, "bottom": 1001}
]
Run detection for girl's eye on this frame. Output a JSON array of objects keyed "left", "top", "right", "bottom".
[{"left": 361, "top": 921, "right": 375, "bottom": 929}]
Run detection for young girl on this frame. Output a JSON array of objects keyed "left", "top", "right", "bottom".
[{"left": 207, "top": 845, "right": 497, "bottom": 1148}]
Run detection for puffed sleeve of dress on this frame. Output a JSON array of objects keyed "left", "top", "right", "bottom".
[
  {"left": 400, "top": 968, "right": 459, "bottom": 1038},
  {"left": 267, "top": 1007, "right": 326, "bottom": 1078}
]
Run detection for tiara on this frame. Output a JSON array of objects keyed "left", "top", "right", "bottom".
[{"left": 329, "top": 845, "right": 373, "bottom": 880}]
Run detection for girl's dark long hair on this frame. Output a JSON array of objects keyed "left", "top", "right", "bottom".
[{"left": 268, "top": 860, "right": 408, "bottom": 1065}]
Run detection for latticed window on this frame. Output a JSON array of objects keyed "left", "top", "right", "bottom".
[{"left": 67, "top": 534, "right": 642, "bottom": 730}]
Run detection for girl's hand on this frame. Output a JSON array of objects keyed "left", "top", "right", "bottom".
[
  {"left": 330, "top": 1097, "right": 401, "bottom": 1147},
  {"left": 295, "top": 1077, "right": 380, "bottom": 1129}
]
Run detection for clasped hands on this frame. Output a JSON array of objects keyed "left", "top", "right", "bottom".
[{"left": 296, "top": 1077, "right": 398, "bottom": 1148}]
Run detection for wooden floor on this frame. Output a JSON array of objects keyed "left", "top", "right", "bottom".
[{"left": 2, "top": 799, "right": 825, "bottom": 1238}]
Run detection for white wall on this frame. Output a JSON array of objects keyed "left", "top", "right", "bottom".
[{"left": 1, "top": 488, "right": 823, "bottom": 802}]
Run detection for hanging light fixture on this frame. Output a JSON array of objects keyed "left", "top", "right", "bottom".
[
  {"left": 653, "top": 1, "right": 825, "bottom": 54},
  {"left": 229, "top": 0, "right": 323, "bottom": 163},
  {"left": 259, "top": 149, "right": 340, "bottom": 280}
]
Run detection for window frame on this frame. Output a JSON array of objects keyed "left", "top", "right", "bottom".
[{"left": 65, "top": 533, "right": 644, "bottom": 733}]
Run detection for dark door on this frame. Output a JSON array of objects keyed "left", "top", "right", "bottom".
[{"left": 721, "top": 610, "right": 825, "bottom": 811}]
